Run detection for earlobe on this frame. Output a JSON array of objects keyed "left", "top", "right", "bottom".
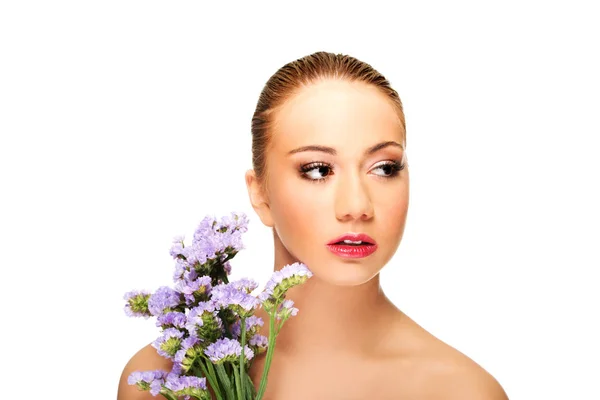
[{"left": 245, "top": 169, "right": 274, "bottom": 227}]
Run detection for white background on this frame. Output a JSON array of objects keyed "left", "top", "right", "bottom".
[{"left": 1, "top": 1, "right": 598, "bottom": 399}]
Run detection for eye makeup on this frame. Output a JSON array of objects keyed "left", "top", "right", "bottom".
[{"left": 298, "top": 159, "right": 405, "bottom": 184}]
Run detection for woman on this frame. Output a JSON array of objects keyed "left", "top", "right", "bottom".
[{"left": 118, "top": 51, "right": 508, "bottom": 399}]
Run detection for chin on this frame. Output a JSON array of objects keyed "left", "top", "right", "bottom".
[{"left": 306, "top": 259, "right": 383, "bottom": 287}]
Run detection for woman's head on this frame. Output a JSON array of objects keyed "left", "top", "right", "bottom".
[{"left": 246, "top": 51, "right": 409, "bottom": 286}]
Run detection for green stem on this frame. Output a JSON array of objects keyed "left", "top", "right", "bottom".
[
  {"left": 254, "top": 313, "right": 278, "bottom": 400},
  {"left": 233, "top": 362, "right": 243, "bottom": 400},
  {"left": 198, "top": 359, "right": 224, "bottom": 400},
  {"left": 244, "top": 372, "right": 256, "bottom": 400},
  {"left": 239, "top": 318, "right": 247, "bottom": 398},
  {"left": 219, "top": 310, "right": 233, "bottom": 339},
  {"left": 215, "top": 363, "right": 236, "bottom": 400},
  {"left": 275, "top": 314, "right": 291, "bottom": 336},
  {"left": 219, "top": 260, "right": 230, "bottom": 284},
  {"left": 160, "top": 392, "right": 178, "bottom": 400},
  {"left": 206, "top": 361, "right": 220, "bottom": 392}
]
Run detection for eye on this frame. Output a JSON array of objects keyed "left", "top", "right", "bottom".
[
  {"left": 299, "top": 162, "right": 332, "bottom": 183},
  {"left": 298, "top": 160, "right": 406, "bottom": 183},
  {"left": 370, "top": 160, "right": 405, "bottom": 178}
]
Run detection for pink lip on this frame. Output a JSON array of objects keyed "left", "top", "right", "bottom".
[
  {"left": 326, "top": 243, "right": 378, "bottom": 258},
  {"left": 326, "top": 232, "right": 378, "bottom": 259},
  {"left": 327, "top": 233, "right": 376, "bottom": 245}
]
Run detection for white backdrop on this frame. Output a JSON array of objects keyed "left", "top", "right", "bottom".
[{"left": 1, "top": 1, "right": 598, "bottom": 399}]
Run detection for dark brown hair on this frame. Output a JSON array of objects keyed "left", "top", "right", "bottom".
[{"left": 251, "top": 51, "right": 406, "bottom": 192}]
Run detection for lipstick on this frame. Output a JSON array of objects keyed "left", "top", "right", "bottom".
[{"left": 326, "top": 233, "right": 378, "bottom": 259}]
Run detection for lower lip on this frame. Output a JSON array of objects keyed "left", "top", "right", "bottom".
[{"left": 326, "top": 243, "right": 378, "bottom": 258}]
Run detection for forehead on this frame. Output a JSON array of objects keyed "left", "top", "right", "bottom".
[{"left": 270, "top": 79, "right": 404, "bottom": 152}]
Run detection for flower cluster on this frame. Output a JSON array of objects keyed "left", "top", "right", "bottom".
[
  {"left": 124, "top": 211, "right": 313, "bottom": 400},
  {"left": 204, "top": 337, "right": 255, "bottom": 364},
  {"left": 258, "top": 262, "right": 312, "bottom": 313},
  {"left": 128, "top": 370, "right": 210, "bottom": 400}
]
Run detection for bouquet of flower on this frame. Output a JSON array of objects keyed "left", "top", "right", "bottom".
[{"left": 124, "top": 212, "right": 313, "bottom": 400}]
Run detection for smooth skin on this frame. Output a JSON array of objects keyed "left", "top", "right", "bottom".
[{"left": 118, "top": 79, "right": 509, "bottom": 399}]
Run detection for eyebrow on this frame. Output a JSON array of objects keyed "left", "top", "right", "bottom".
[{"left": 287, "top": 140, "right": 404, "bottom": 156}]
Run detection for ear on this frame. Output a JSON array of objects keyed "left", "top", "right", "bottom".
[{"left": 245, "top": 169, "right": 274, "bottom": 227}]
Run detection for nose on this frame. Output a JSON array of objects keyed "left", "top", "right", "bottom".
[{"left": 334, "top": 172, "right": 374, "bottom": 222}]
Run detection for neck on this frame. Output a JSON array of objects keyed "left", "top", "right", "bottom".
[{"left": 267, "top": 230, "right": 398, "bottom": 358}]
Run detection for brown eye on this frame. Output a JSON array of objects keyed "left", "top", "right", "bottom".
[
  {"left": 299, "top": 162, "right": 332, "bottom": 182},
  {"left": 371, "top": 161, "right": 405, "bottom": 178}
]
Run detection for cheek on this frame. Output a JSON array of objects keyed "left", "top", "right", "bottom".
[
  {"left": 378, "top": 186, "right": 409, "bottom": 243},
  {"left": 270, "top": 176, "right": 329, "bottom": 242}
]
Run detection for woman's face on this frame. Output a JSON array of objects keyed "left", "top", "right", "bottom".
[{"left": 247, "top": 79, "right": 409, "bottom": 286}]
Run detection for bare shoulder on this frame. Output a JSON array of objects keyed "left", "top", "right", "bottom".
[
  {"left": 423, "top": 349, "right": 509, "bottom": 400},
  {"left": 388, "top": 311, "right": 509, "bottom": 400},
  {"left": 117, "top": 343, "right": 173, "bottom": 400}
]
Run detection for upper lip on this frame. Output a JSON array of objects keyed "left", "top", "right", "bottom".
[{"left": 327, "top": 233, "right": 376, "bottom": 245}]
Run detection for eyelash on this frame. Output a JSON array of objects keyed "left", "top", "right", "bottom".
[{"left": 299, "top": 160, "right": 405, "bottom": 183}]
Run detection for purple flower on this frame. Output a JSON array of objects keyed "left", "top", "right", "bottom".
[
  {"left": 163, "top": 374, "right": 208, "bottom": 399},
  {"left": 172, "top": 235, "right": 185, "bottom": 243},
  {"left": 123, "top": 290, "right": 152, "bottom": 318},
  {"left": 149, "top": 380, "right": 163, "bottom": 396},
  {"left": 156, "top": 311, "right": 187, "bottom": 329},
  {"left": 248, "top": 335, "right": 269, "bottom": 349},
  {"left": 193, "top": 215, "right": 218, "bottom": 238},
  {"left": 152, "top": 328, "right": 185, "bottom": 360},
  {"left": 230, "top": 278, "right": 259, "bottom": 294},
  {"left": 165, "top": 374, "right": 207, "bottom": 391},
  {"left": 176, "top": 275, "right": 212, "bottom": 305},
  {"left": 127, "top": 369, "right": 168, "bottom": 395},
  {"left": 177, "top": 275, "right": 212, "bottom": 295},
  {"left": 204, "top": 337, "right": 254, "bottom": 364},
  {"left": 223, "top": 261, "right": 232, "bottom": 275},
  {"left": 276, "top": 299, "right": 299, "bottom": 320},
  {"left": 127, "top": 370, "right": 165, "bottom": 385},
  {"left": 185, "top": 301, "right": 221, "bottom": 338},
  {"left": 185, "top": 301, "right": 216, "bottom": 328},
  {"left": 148, "top": 286, "right": 182, "bottom": 316},
  {"left": 189, "top": 216, "right": 221, "bottom": 262},
  {"left": 218, "top": 231, "right": 244, "bottom": 253},
  {"left": 211, "top": 283, "right": 260, "bottom": 316},
  {"left": 170, "top": 361, "right": 184, "bottom": 376},
  {"left": 173, "top": 259, "right": 198, "bottom": 283},
  {"left": 169, "top": 235, "right": 185, "bottom": 257},
  {"left": 186, "top": 212, "right": 249, "bottom": 265},
  {"left": 220, "top": 212, "right": 249, "bottom": 234},
  {"left": 169, "top": 243, "right": 184, "bottom": 259},
  {"left": 231, "top": 315, "right": 264, "bottom": 338},
  {"left": 180, "top": 242, "right": 209, "bottom": 266},
  {"left": 259, "top": 262, "right": 313, "bottom": 303},
  {"left": 174, "top": 335, "right": 200, "bottom": 363}
]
